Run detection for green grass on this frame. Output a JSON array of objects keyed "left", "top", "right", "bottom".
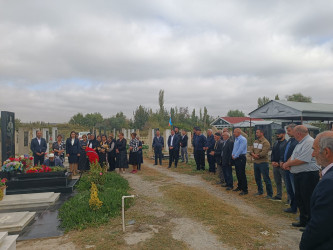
[{"left": 59, "top": 172, "right": 131, "bottom": 231}]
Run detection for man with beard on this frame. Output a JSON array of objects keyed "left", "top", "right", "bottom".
[{"left": 271, "top": 129, "right": 287, "bottom": 201}]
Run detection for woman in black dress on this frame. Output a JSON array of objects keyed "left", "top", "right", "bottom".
[
  {"left": 115, "top": 132, "right": 128, "bottom": 174},
  {"left": 97, "top": 135, "right": 108, "bottom": 167},
  {"left": 78, "top": 134, "right": 89, "bottom": 171},
  {"left": 137, "top": 136, "right": 144, "bottom": 171},
  {"left": 129, "top": 133, "right": 139, "bottom": 174},
  {"left": 66, "top": 131, "right": 80, "bottom": 175},
  {"left": 107, "top": 134, "right": 116, "bottom": 171}
]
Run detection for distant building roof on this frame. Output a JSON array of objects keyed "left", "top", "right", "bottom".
[
  {"left": 249, "top": 100, "right": 333, "bottom": 120},
  {"left": 211, "top": 117, "right": 263, "bottom": 128}
]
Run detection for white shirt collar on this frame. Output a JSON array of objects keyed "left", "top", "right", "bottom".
[{"left": 322, "top": 162, "right": 333, "bottom": 176}]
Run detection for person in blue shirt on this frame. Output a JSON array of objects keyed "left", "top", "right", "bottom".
[
  {"left": 43, "top": 153, "right": 64, "bottom": 167},
  {"left": 194, "top": 128, "right": 207, "bottom": 171},
  {"left": 232, "top": 128, "right": 248, "bottom": 195}
]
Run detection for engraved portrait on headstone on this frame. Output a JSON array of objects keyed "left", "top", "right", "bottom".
[{"left": 1, "top": 111, "right": 15, "bottom": 161}]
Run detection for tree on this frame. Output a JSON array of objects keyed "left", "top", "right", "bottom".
[
  {"left": 286, "top": 93, "right": 312, "bottom": 103},
  {"left": 159, "top": 89, "right": 164, "bottom": 115},
  {"left": 69, "top": 113, "right": 85, "bottom": 125},
  {"left": 257, "top": 96, "right": 270, "bottom": 108},
  {"left": 227, "top": 109, "right": 245, "bottom": 117},
  {"left": 133, "top": 105, "right": 149, "bottom": 130},
  {"left": 274, "top": 94, "right": 280, "bottom": 100}
]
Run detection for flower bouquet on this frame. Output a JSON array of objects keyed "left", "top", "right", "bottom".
[
  {"left": 0, "top": 178, "right": 7, "bottom": 200},
  {"left": 2, "top": 159, "right": 24, "bottom": 172}
]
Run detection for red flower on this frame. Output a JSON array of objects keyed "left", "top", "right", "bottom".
[
  {"left": 9, "top": 157, "right": 15, "bottom": 161},
  {"left": 29, "top": 157, "right": 34, "bottom": 160},
  {"left": 85, "top": 147, "right": 99, "bottom": 163}
]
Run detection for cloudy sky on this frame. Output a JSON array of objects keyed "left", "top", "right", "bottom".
[{"left": 1, "top": 0, "right": 333, "bottom": 123}]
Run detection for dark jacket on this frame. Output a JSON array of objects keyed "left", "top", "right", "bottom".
[
  {"left": 65, "top": 138, "right": 80, "bottom": 155},
  {"left": 43, "top": 158, "right": 63, "bottom": 167},
  {"left": 206, "top": 134, "right": 215, "bottom": 153},
  {"left": 300, "top": 167, "right": 333, "bottom": 250},
  {"left": 108, "top": 139, "right": 117, "bottom": 157},
  {"left": 180, "top": 134, "right": 188, "bottom": 148},
  {"left": 193, "top": 134, "right": 207, "bottom": 151},
  {"left": 213, "top": 139, "right": 223, "bottom": 164},
  {"left": 284, "top": 137, "right": 298, "bottom": 162},
  {"left": 87, "top": 139, "right": 99, "bottom": 150},
  {"left": 168, "top": 135, "right": 180, "bottom": 150},
  {"left": 221, "top": 139, "right": 234, "bottom": 167},
  {"left": 271, "top": 139, "right": 287, "bottom": 163},
  {"left": 152, "top": 136, "right": 164, "bottom": 150},
  {"left": 30, "top": 137, "right": 47, "bottom": 156}
]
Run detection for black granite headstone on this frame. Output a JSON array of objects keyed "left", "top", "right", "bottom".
[{"left": 1, "top": 111, "right": 15, "bottom": 161}]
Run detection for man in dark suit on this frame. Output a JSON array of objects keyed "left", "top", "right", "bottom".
[
  {"left": 206, "top": 129, "right": 216, "bottom": 173},
  {"left": 221, "top": 132, "right": 234, "bottom": 190},
  {"left": 300, "top": 131, "right": 333, "bottom": 249},
  {"left": 180, "top": 129, "right": 188, "bottom": 163},
  {"left": 30, "top": 130, "right": 47, "bottom": 166},
  {"left": 210, "top": 132, "right": 224, "bottom": 184},
  {"left": 168, "top": 129, "right": 180, "bottom": 168},
  {"left": 152, "top": 130, "right": 164, "bottom": 165}
]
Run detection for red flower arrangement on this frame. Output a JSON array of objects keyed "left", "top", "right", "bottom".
[
  {"left": 85, "top": 147, "right": 99, "bottom": 163},
  {"left": 26, "top": 165, "right": 52, "bottom": 173}
]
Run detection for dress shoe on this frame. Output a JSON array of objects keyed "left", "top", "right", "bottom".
[
  {"left": 299, "top": 227, "right": 306, "bottom": 232},
  {"left": 226, "top": 187, "right": 232, "bottom": 191},
  {"left": 292, "top": 222, "right": 306, "bottom": 227},
  {"left": 284, "top": 208, "right": 297, "bottom": 214},
  {"left": 239, "top": 191, "right": 248, "bottom": 196},
  {"left": 254, "top": 192, "right": 263, "bottom": 196},
  {"left": 233, "top": 188, "right": 241, "bottom": 192},
  {"left": 272, "top": 196, "right": 282, "bottom": 201},
  {"left": 265, "top": 195, "right": 273, "bottom": 199},
  {"left": 221, "top": 183, "right": 228, "bottom": 187}
]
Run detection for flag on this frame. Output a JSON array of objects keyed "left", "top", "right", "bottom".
[{"left": 169, "top": 117, "right": 173, "bottom": 126}]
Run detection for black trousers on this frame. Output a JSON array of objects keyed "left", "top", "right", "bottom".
[
  {"left": 154, "top": 148, "right": 163, "bottom": 165},
  {"left": 34, "top": 154, "right": 44, "bottom": 166},
  {"left": 294, "top": 171, "right": 319, "bottom": 225},
  {"left": 207, "top": 151, "right": 216, "bottom": 173},
  {"left": 194, "top": 150, "right": 205, "bottom": 170},
  {"left": 108, "top": 155, "right": 116, "bottom": 171},
  {"left": 234, "top": 155, "right": 248, "bottom": 192},
  {"left": 169, "top": 148, "right": 179, "bottom": 167}
]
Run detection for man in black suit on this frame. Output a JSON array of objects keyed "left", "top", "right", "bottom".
[
  {"left": 180, "top": 129, "right": 188, "bottom": 163},
  {"left": 152, "top": 130, "right": 164, "bottom": 165},
  {"left": 300, "top": 131, "right": 333, "bottom": 249},
  {"left": 168, "top": 129, "right": 180, "bottom": 168},
  {"left": 221, "top": 132, "right": 234, "bottom": 190},
  {"left": 210, "top": 132, "right": 224, "bottom": 184},
  {"left": 30, "top": 130, "right": 47, "bottom": 166}
]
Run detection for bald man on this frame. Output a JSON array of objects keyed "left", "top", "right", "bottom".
[
  {"left": 300, "top": 131, "right": 333, "bottom": 249},
  {"left": 283, "top": 125, "right": 320, "bottom": 228}
]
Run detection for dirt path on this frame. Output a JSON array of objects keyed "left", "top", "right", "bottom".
[{"left": 124, "top": 161, "right": 302, "bottom": 249}]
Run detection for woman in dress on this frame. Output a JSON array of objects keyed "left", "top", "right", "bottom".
[
  {"left": 66, "top": 131, "right": 80, "bottom": 175},
  {"left": 107, "top": 134, "right": 116, "bottom": 171},
  {"left": 137, "top": 136, "right": 144, "bottom": 171},
  {"left": 97, "top": 134, "right": 108, "bottom": 167},
  {"left": 78, "top": 134, "right": 89, "bottom": 171},
  {"left": 129, "top": 133, "right": 140, "bottom": 174},
  {"left": 115, "top": 132, "right": 128, "bottom": 174},
  {"left": 52, "top": 135, "right": 65, "bottom": 163}
]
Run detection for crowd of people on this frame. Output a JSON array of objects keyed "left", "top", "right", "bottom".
[
  {"left": 30, "top": 130, "right": 144, "bottom": 175},
  {"left": 153, "top": 124, "right": 333, "bottom": 249}
]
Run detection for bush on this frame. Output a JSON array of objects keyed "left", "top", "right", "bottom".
[{"left": 59, "top": 172, "right": 131, "bottom": 231}]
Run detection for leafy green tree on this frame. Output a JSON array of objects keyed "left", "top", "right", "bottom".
[
  {"left": 227, "top": 109, "right": 245, "bottom": 117},
  {"left": 69, "top": 113, "right": 85, "bottom": 125},
  {"left": 274, "top": 94, "right": 280, "bottom": 100},
  {"left": 286, "top": 93, "right": 312, "bottom": 102},
  {"left": 257, "top": 96, "right": 270, "bottom": 108},
  {"left": 133, "top": 105, "right": 149, "bottom": 130}
]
